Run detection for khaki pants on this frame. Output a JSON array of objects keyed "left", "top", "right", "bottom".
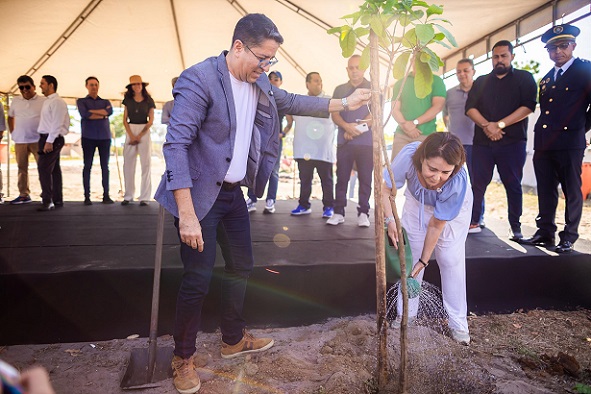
[
  {"left": 391, "top": 132, "right": 428, "bottom": 160},
  {"left": 14, "top": 142, "right": 39, "bottom": 197},
  {"left": 123, "top": 124, "right": 152, "bottom": 202}
]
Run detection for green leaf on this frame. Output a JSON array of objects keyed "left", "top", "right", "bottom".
[
  {"left": 360, "top": 46, "right": 371, "bottom": 71},
  {"left": 415, "top": 24, "right": 435, "bottom": 45},
  {"left": 341, "top": 28, "right": 357, "bottom": 58},
  {"left": 355, "top": 27, "right": 370, "bottom": 38},
  {"left": 414, "top": 56, "right": 434, "bottom": 99},
  {"left": 399, "top": 13, "right": 412, "bottom": 26},
  {"left": 370, "top": 14, "right": 386, "bottom": 39},
  {"left": 327, "top": 26, "right": 342, "bottom": 35},
  {"left": 422, "top": 47, "right": 443, "bottom": 72},
  {"left": 434, "top": 23, "right": 458, "bottom": 47},
  {"left": 393, "top": 52, "right": 411, "bottom": 80},
  {"left": 360, "top": 13, "right": 371, "bottom": 25},
  {"left": 426, "top": 4, "right": 443, "bottom": 17},
  {"left": 402, "top": 28, "right": 417, "bottom": 48},
  {"left": 433, "top": 32, "right": 445, "bottom": 41},
  {"left": 341, "top": 12, "right": 360, "bottom": 20}
]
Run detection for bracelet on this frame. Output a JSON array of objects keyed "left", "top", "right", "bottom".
[
  {"left": 385, "top": 216, "right": 395, "bottom": 225},
  {"left": 418, "top": 258, "right": 429, "bottom": 267},
  {"left": 341, "top": 97, "right": 349, "bottom": 111}
]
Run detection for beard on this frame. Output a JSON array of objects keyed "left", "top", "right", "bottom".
[{"left": 493, "top": 64, "right": 511, "bottom": 75}]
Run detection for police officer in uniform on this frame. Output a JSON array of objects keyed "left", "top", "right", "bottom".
[{"left": 520, "top": 24, "right": 591, "bottom": 253}]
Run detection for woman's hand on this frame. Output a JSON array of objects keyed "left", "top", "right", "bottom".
[{"left": 386, "top": 220, "right": 399, "bottom": 249}]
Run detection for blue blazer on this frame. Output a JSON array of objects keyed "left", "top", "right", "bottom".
[{"left": 154, "top": 51, "right": 330, "bottom": 219}]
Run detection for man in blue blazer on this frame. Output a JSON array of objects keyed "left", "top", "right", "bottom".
[
  {"left": 520, "top": 24, "right": 591, "bottom": 254},
  {"left": 154, "top": 13, "right": 370, "bottom": 394}
]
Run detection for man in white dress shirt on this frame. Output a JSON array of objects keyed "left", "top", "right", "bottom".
[{"left": 37, "top": 75, "right": 69, "bottom": 211}]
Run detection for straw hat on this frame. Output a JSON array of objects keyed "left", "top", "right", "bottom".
[{"left": 126, "top": 75, "right": 149, "bottom": 88}]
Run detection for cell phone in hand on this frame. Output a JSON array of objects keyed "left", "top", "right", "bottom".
[
  {"left": 0, "top": 359, "right": 23, "bottom": 394},
  {"left": 355, "top": 123, "right": 369, "bottom": 133}
]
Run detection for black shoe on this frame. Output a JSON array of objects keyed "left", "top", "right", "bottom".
[
  {"left": 84, "top": 198, "right": 93, "bottom": 206},
  {"left": 102, "top": 196, "right": 114, "bottom": 204},
  {"left": 121, "top": 200, "right": 130, "bottom": 206},
  {"left": 37, "top": 202, "right": 55, "bottom": 212},
  {"left": 139, "top": 201, "right": 149, "bottom": 206},
  {"left": 509, "top": 228, "right": 523, "bottom": 242},
  {"left": 54, "top": 201, "right": 64, "bottom": 208},
  {"left": 519, "top": 234, "right": 555, "bottom": 248},
  {"left": 555, "top": 240, "right": 574, "bottom": 254}
]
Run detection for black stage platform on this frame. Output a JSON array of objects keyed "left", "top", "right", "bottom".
[{"left": 1, "top": 199, "right": 590, "bottom": 345}]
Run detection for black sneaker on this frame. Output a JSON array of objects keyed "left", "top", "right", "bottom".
[
  {"left": 102, "top": 196, "right": 114, "bottom": 204},
  {"left": 84, "top": 198, "right": 92, "bottom": 206},
  {"left": 121, "top": 200, "right": 130, "bottom": 206}
]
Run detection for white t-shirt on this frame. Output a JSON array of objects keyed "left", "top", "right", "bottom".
[
  {"left": 225, "top": 74, "right": 258, "bottom": 183},
  {"left": 8, "top": 94, "right": 47, "bottom": 143},
  {"left": 292, "top": 93, "right": 336, "bottom": 163}
]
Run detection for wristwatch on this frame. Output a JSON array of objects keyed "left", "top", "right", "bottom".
[
  {"left": 497, "top": 121, "right": 506, "bottom": 129},
  {"left": 385, "top": 216, "right": 395, "bottom": 225},
  {"left": 341, "top": 97, "right": 349, "bottom": 111},
  {"left": 413, "top": 119, "right": 420, "bottom": 126}
]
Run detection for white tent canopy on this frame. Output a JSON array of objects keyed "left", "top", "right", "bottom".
[{"left": 0, "top": 0, "right": 586, "bottom": 104}]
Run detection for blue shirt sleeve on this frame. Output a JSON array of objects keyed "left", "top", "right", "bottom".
[
  {"left": 383, "top": 142, "right": 417, "bottom": 189},
  {"left": 434, "top": 168, "right": 468, "bottom": 221}
]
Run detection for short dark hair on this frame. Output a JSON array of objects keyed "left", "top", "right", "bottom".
[
  {"left": 42, "top": 75, "right": 58, "bottom": 91},
  {"left": 231, "top": 13, "right": 284, "bottom": 48},
  {"left": 412, "top": 132, "right": 466, "bottom": 177},
  {"left": 492, "top": 40, "right": 514, "bottom": 54},
  {"left": 17, "top": 75, "right": 34, "bottom": 85},
  {"left": 305, "top": 72, "right": 319, "bottom": 83},
  {"left": 457, "top": 58, "right": 474, "bottom": 68},
  {"left": 85, "top": 76, "right": 99, "bottom": 85}
]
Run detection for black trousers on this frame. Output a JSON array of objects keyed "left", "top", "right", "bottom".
[
  {"left": 37, "top": 134, "right": 65, "bottom": 205},
  {"left": 296, "top": 159, "right": 334, "bottom": 209},
  {"left": 533, "top": 148, "right": 585, "bottom": 243}
]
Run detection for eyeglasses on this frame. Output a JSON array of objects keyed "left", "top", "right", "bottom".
[
  {"left": 546, "top": 42, "right": 572, "bottom": 53},
  {"left": 18, "top": 85, "right": 33, "bottom": 90},
  {"left": 244, "top": 44, "right": 279, "bottom": 68}
]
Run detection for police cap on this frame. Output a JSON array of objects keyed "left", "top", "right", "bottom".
[{"left": 541, "top": 24, "right": 580, "bottom": 47}]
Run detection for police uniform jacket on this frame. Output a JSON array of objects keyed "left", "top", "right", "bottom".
[
  {"left": 534, "top": 58, "right": 591, "bottom": 151},
  {"left": 154, "top": 51, "right": 330, "bottom": 219}
]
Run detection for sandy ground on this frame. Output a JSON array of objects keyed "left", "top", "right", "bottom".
[{"left": 1, "top": 153, "right": 591, "bottom": 393}]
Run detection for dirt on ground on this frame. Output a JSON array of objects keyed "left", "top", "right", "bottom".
[
  {"left": 1, "top": 158, "right": 591, "bottom": 393},
  {"left": 1, "top": 309, "right": 591, "bottom": 394}
]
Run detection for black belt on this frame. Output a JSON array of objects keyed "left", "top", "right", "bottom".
[{"left": 222, "top": 181, "right": 240, "bottom": 191}]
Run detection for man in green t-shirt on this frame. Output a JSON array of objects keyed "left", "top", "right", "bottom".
[{"left": 390, "top": 73, "right": 446, "bottom": 159}]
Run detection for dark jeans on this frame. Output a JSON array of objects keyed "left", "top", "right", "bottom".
[
  {"left": 471, "top": 141, "right": 526, "bottom": 231},
  {"left": 533, "top": 148, "right": 584, "bottom": 243},
  {"left": 82, "top": 137, "right": 111, "bottom": 198},
  {"left": 37, "top": 134, "right": 64, "bottom": 205},
  {"left": 248, "top": 139, "right": 281, "bottom": 203},
  {"left": 173, "top": 185, "right": 253, "bottom": 358},
  {"left": 296, "top": 159, "right": 334, "bottom": 209},
  {"left": 334, "top": 144, "right": 373, "bottom": 216},
  {"left": 464, "top": 145, "right": 484, "bottom": 223}
]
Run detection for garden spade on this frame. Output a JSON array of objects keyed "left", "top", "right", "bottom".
[{"left": 120, "top": 205, "right": 174, "bottom": 389}]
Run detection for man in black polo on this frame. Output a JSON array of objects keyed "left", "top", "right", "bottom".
[
  {"left": 520, "top": 25, "right": 591, "bottom": 253},
  {"left": 465, "top": 40, "right": 537, "bottom": 241}
]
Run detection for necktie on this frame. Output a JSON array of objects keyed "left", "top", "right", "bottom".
[{"left": 556, "top": 68, "right": 563, "bottom": 81}]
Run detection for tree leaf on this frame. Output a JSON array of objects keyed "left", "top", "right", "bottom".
[
  {"left": 355, "top": 27, "right": 370, "bottom": 38},
  {"left": 434, "top": 23, "right": 457, "bottom": 47},
  {"left": 422, "top": 47, "right": 443, "bottom": 71},
  {"left": 415, "top": 24, "right": 435, "bottom": 45},
  {"left": 327, "top": 26, "right": 342, "bottom": 35},
  {"left": 393, "top": 52, "right": 411, "bottom": 80},
  {"left": 402, "top": 28, "right": 417, "bottom": 48},
  {"left": 426, "top": 4, "right": 443, "bottom": 17},
  {"left": 433, "top": 32, "right": 445, "bottom": 41},
  {"left": 360, "top": 46, "right": 371, "bottom": 71},
  {"left": 414, "top": 56, "right": 434, "bottom": 99},
  {"left": 370, "top": 14, "right": 386, "bottom": 39},
  {"left": 341, "top": 28, "right": 357, "bottom": 58}
]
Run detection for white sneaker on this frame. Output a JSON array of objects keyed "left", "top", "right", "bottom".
[
  {"left": 468, "top": 224, "right": 481, "bottom": 234},
  {"left": 264, "top": 199, "right": 275, "bottom": 214},
  {"left": 246, "top": 198, "right": 256, "bottom": 213},
  {"left": 450, "top": 329, "right": 470, "bottom": 345},
  {"left": 326, "top": 213, "right": 345, "bottom": 226},
  {"left": 358, "top": 213, "right": 370, "bottom": 227}
]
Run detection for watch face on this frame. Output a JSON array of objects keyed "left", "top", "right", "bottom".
[{"left": 413, "top": 119, "right": 419, "bottom": 125}]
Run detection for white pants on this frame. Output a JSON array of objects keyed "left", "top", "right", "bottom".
[
  {"left": 398, "top": 186, "right": 473, "bottom": 332},
  {"left": 123, "top": 123, "right": 152, "bottom": 202}
]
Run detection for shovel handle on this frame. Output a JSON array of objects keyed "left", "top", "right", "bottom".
[{"left": 148, "top": 205, "right": 165, "bottom": 382}]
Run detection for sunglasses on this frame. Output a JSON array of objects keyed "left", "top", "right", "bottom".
[
  {"left": 18, "top": 85, "right": 33, "bottom": 90},
  {"left": 546, "top": 42, "right": 572, "bottom": 53}
]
